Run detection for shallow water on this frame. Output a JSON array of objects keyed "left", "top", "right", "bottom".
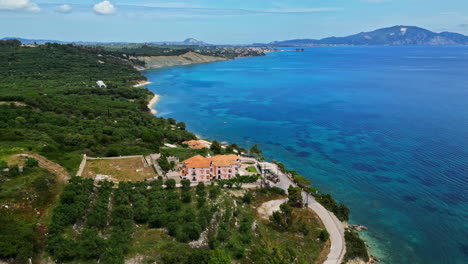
[{"left": 144, "top": 46, "right": 468, "bottom": 263}]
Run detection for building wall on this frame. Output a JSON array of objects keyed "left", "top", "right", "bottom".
[
  {"left": 212, "top": 164, "right": 240, "bottom": 180},
  {"left": 183, "top": 167, "right": 211, "bottom": 182},
  {"left": 181, "top": 160, "right": 240, "bottom": 182}
]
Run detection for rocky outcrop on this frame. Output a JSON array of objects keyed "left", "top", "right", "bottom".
[{"left": 131, "top": 52, "right": 228, "bottom": 70}]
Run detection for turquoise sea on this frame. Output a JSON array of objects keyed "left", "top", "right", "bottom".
[{"left": 144, "top": 46, "right": 468, "bottom": 264}]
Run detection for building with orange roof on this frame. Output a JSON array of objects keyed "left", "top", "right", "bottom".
[
  {"left": 180, "top": 154, "right": 240, "bottom": 182},
  {"left": 183, "top": 140, "right": 209, "bottom": 149}
]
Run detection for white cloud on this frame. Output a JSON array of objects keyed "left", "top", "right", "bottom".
[
  {"left": 0, "top": 0, "right": 40, "bottom": 12},
  {"left": 94, "top": 0, "right": 116, "bottom": 15},
  {"left": 54, "top": 4, "right": 72, "bottom": 14}
]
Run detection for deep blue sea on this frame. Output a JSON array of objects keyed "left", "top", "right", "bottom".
[{"left": 144, "top": 46, "right": 468, "bottom": 264}]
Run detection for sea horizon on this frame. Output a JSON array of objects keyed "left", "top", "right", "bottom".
[{"left": 145, "top": 46, "right": 468, "bottom": 264}]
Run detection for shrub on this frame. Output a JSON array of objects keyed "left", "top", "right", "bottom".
[
  {"left": 318, "top": 229, "right": 329, "bottom": 242},
  {"left": 181, "top": 179, "right": 191, "bottom": 191},
  {"left": 196, "top": 182, "right": 206, "bottom": 196},
  {"left": 287, "top": 185, "right": 303, "bottom": 208},
  {"left": 209, "top": 185, "right": 221, "bottom": 199},
  {"left": 344, "top": 231, "right": 369, "bottom": 262},
  {"left": 209, "top": 249, "right": 231, "bottom": 264},
  {"left": 268, "top": 186, "right": 286, "bottom": 195},
  {"left": 164, "top": 179, "right": 176, "bottom": 189},
  {"left": 25, "top": 157, "right": 39, "bottom": 167},
  {"left": 242, "top": 191, "right": 253, "bottom": 204}
]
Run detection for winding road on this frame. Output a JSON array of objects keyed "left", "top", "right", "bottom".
[{"left": 271, "top": 168, "right": 346, "bottom": 264}]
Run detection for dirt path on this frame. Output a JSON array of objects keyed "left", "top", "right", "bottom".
[
  {"left": 15, "top": 153, "right": 71, "bottom": 183},
  {"left": 257, "top": 198, "right": 287, "bottom": 220}
]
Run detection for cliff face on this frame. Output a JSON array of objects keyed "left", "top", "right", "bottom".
[{"left": 131, "top": 52, "right": 228, "bottom": 70}]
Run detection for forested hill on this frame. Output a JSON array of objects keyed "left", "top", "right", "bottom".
[
  {"left": 269, "top": 25, "right": 468, "bottom": 46},
  {"left": 0, "top": 40, "right": 196, "bottom": 172}
]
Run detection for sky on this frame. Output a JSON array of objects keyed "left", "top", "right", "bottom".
[{"left": 1, "top": 0, "right": 468, "bottom": 44}]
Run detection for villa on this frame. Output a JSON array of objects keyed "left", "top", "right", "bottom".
[
  {"left": 183, "top": 140, "right": 210, "bottom": 149},
  {"left": 180, "top": 154, "right": 240, "bottom": 182}
]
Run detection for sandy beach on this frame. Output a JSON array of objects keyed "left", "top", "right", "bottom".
[
  {"left": 133, "top": 81, "right": 152, "bottom": 88},
  {"left": 147, "top": 93, "right": 160, "bottom": 115}
]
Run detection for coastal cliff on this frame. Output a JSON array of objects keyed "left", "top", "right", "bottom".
[{"left": 131, "top": 51, "right": 228, "bottom": 70}]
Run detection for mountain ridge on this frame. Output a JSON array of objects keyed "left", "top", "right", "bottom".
[{"left": 269, "top": 25, "right": 468, "bottom": 46}]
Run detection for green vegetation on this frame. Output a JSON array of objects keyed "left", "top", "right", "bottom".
[
  {"left": 0, "top": 42, "right": 196, "bottom": 173},
  {"left": 0, "top": 40, "right": 357, "bottom": 263},
  {"left": 245, "top": 166, "right": 257, "bottom": 173},
  {"left": 0, "top": 157, "right": 60, "bottom": 262},
  {"left": 42, "top": 178, "right": 328, "bottom": 263},
  {"left": 274, "top": 161, "right": 312, "bottom": 187},
  {"left": 215, "top": 174, "right": 260, "bottom": 188},
  {"left": 344, "top": 231, "right": 369, "bottom": 262},
  {"left": 287, "top": 185, "right": 304, "bottom": 208},
  {"left": 308, "top": 187, "right": 350, "bottom": 222},
  {"left": 274, "top": 160, "right": 350, "bottom": 221},
  {"left": 95, "top": 43, "right": 267, "bottom": 60}
]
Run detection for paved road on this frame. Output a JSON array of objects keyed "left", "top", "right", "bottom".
[{"left": 273, "top": 170, "right": 346, "bottom": 264}]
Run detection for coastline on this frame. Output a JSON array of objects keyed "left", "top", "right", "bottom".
[
  {"left": 140, "top": 55, "right": 377, "bottom": 264},
  {"left": 147, "top": 93, "right": 160, "bottom": 115},
  {"left": 133, "top": 81, "right": 152, "bottom": 88}
]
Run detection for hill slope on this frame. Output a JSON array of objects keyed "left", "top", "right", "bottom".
[
  {"left": 0, "top": 41, "right": 196, "bottom": 171},
  {"left": 270, "top": 25, "right": 468, "bottom": 46}
]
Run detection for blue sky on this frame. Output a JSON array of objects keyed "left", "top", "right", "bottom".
[{"left": 1, "top": 0, "right": 468, "bottom": 44}]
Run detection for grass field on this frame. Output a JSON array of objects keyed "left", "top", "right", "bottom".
[
  {"left": 245, "top": 166, "right": 258, "bottom": 173},
  {"left": 82, "top": 157, "right": 157, "bottom": 182}
]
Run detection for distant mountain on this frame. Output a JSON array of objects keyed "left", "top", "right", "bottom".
[
  {"left": 1, "top": 37, "right": 68, "bottom": 44},
  {"left": 182, "top": 38, "right": 210, "bottom": 46},
  {"left": 1, "top": 37, "right": 214, "bottom": 46},
  {"left": 269, "top": 26, "right": 468, "bottom": 46}
]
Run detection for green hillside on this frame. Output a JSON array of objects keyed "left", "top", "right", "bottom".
[{"left": 0, "top": 40, "right": 196, "bottom": 172}]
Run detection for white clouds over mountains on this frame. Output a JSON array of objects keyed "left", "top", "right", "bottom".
[
  {"left": 94, "top": 1, "right": 116, "bottom": 15},
  {"left": 0, "top": 0, "right": 40, "bottom": 12}
]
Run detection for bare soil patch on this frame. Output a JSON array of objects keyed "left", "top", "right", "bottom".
[{"left": 82, "top": 157, "right": 157, "bottom": 182}]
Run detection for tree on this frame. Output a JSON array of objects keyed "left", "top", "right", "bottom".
[
  {"left": 250, "top": 144, "right": 262, "bottom": 155},
  {"left": 225, "top": 145, "right": 234, "bottom": 153},
  {"left": 270, "top": 211, "right": 285, "bottom": 227},
  {"left": 242, "top": 191, "right": 253, "bottom": 204},
  {"left": 336, "top": 203, "right": 350, "bottom": 222},
  {"left": 158, "top": 156, "right": 171, "bottom": 172},
  {"left": 182, "top": 222, "right": 202, "bottom": 241},
  {"left": 197, "top": 196, "right": 206, "bottom": 208},
  {"left": 196, "top": 182, "right": 206, "bottom": 197},
  {"left": 319, "top": 229, "right": 329, "bottom": 242},
  {"left": 77, "top": 228, "right": 105, "bottom": 260},
  {"left": 287, "top": 185, "right": 303, "bottom": 208},
  {"left": 181, "top": 179, "right": 191, "bottom": 191},
  {"left": 210, "top": 140, "right": 222, "bottom": 154},
  {"left": 209, "top": 185, "right": 221, "bottom": 199},
  {"left": 182, "top": 191, "right": 192, "bottom": 203},
  {"left": 168, "top": 118, "right": 176, "bottom": 125},
  {"left": 177, "top": 121, "right": 186, "bottom": 130},
  {"left": 25, "top": 157, "right": 39, "bottom": 167},
  {"left": 0, "top": 160, "right": 7, "bottom": 170},
  {"left": 164, "top": 179, "right": 176, "bottom": 189}
]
